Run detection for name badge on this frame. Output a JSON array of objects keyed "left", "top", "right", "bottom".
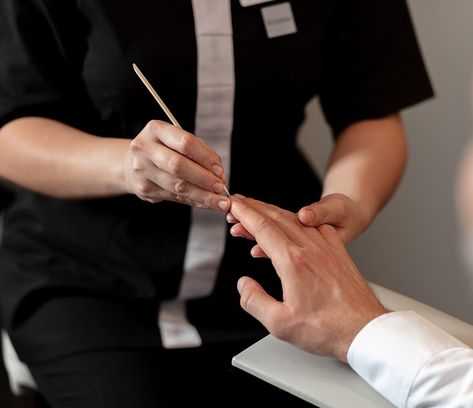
[
  {"left": 239, "top": 0, "right": 275, "bottom": 7},
  {"left": 261, "top": 2, "right": 297, "bottom": 39}
]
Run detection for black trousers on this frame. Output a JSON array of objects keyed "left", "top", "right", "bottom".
[{"left": 28, "top": 342, "right": 315, "bottom": 408}]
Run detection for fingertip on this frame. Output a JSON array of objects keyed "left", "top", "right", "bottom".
[
  {"left": 250, "top": 245, "right": 264, "bottom": 258},
  {"left": 212, "top": 164, "right": 224, "bottom": 178},
  {"left": 237, "top": 276, "right": 248, "bottom": 294},
  {"left": 230, "top": 225, "right": 240, "bottom": 237},
  {"left": 218, "top": 199, "right": 230, "bottom": 211},
  {"left": 298, "top": 208, "right": 315, "bottom": 225}
]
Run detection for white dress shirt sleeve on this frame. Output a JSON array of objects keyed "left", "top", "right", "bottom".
[{"left": 347, "top": 311, "right": 473, "bottom": 408}]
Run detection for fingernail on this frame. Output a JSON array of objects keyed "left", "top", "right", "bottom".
[
  {"left": 301, "top": 209, "right": 314, "bottom": 223},
  {"left": 218, "top": 200, "right": 230, "bottom": 211},
  {"left": 230, "top": 226, "right": 241, "bottom": 237},
  {"left": 212, "top": 164, "right": 224, "bottom": 177},
  {"left": 237, "top": 278, "right": 246, "bottom": 294},
  {"left": 226, "top": 213, "right": 234, "bottom": 223},
  {"left": 213, "top": 182, "right": 224, "bottom": 194}
]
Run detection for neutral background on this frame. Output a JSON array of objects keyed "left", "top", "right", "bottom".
[
  {"left": 298, "top": 0, "right": 473, "bottom": 324},
  {"left": 1, "top": 1, "right": 473, "bottom": 406}
]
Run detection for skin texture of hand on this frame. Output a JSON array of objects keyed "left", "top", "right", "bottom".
[
  {"left": 229, "top": 195, "right": 388, "bottom": 363},
  {"left": 123, "top": 120, "right": 230, "bottom": 211}
]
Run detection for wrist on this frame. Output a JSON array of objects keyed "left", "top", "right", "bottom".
[
  {"left": 337, "top": 305, "right": 389, "bottom": 363},
  {"left": 103, "top": 137, "right": 134, "bottom": 196}
]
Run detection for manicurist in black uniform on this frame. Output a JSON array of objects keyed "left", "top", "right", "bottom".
[{"left": 0, "top": 0, "right": 433, "bottom": 406}]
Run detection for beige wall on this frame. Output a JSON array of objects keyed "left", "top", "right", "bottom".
[{"left": 298, "top": 0, "right": 473, "bottom": 323}]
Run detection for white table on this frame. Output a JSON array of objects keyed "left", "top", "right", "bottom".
[{"left": 232, "top": 283, "right": 473, "bottom": 408}]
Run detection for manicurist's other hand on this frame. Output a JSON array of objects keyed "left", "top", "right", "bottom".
[
  {"left": 297, "top": 193, "right": 371, "bottom": 245},
  {"left": 230, "top": 195, "right": 387, "bottom": 362},
  {"left": 123, "top": 120, "right": 230, "bottom": 211}
]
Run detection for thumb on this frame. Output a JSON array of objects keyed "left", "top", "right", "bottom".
[
  {"left": 298, "top": 199, "right": 340, "bottom": 227},
  {"left": 237, "top": 277, "right": 282, "bottom": 327}
]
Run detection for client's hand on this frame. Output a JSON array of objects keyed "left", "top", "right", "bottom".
[
  {"left": 124, "top": 120, "right": 230, "bottom": 211},
  {"left": 230, "top": 195, "right": 387, "bottom": 362},
  {"left": 227, "top": 193, "right": 371, "bottom": 257}
]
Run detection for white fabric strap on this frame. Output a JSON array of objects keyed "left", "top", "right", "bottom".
[
  {"left": 159, "top": 0, "right": 235, "bottom": 349},
  {"left": 1, "top": 331, "right": 37, "bottom": 395},
  {"left": 158, "top": 301, "right": 202, "bottom": 349},
  {"left": 183, "top": 0, "right": 234, "bottom": 301}
]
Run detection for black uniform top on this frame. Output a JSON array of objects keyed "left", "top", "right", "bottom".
[
  {"left": 0, "top": 183, "right": 13, "bottom": 211},
  {"left": 0, "top": 0, "right": 433, "bottom": 363}
]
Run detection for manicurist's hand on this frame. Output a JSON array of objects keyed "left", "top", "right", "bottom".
[
  {"left": 297, "top": 193, "right": 371, "bottom": 245},
  {"left": 123, "top": 120, "right": 230, "bottom": 211},
  {"left": 230, "top": 195, "right": 387, "bottom": 363}
]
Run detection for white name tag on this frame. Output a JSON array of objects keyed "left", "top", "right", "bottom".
[
  {"left": 239, "top": 0, "right": 275, "bottom": 7},
  {"left": 261, "top": 2, "right": 297, "bottom": 39}
]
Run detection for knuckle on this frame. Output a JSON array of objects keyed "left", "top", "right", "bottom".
[
  {"left": 173, "top": 178, "right": 189, "bottom": 195},
  {"left": 145, "top": 119, "right": 161, "bottom": 133},
  {"left": 177, "top": 133, "right": 193, "bottom": 155},
  {"left": 254, "top": 216, "right": 274, "bottom": 234},
  {"left": 285, "top": 245, "right": 311, "bottom": 271},
  {"left": 273, "top": 212, "right": 295, "bottom": 226},
  {"left": 130, "top": 137, "right": 144, "bottom": 153},
  {"left": 136, "top": 181, "right": 153, "bottom": 196},
  {"left": 267, "top": 205, "right": 297, "bottom": 224},
  {"left": 173, "top": 194, "right": 193, "bottom": 206},
  {"left": 168, "top": 156, "right": 185, "bottom": 175},
  {"left": 201, "top": 193, "right": 215, "bottom": 209},
  {"left": 288, "top": 245, "right": 306, "bottom": 265}
]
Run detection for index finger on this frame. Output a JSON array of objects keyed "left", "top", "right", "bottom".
[
  {"left": 230, "top": 196, "right": 297, "bottom": 262},
  {"left": 155, "top": 122, "right": 224, "bottom": 176}
]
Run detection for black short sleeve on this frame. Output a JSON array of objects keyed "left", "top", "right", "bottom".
[
  {"left": 0, "top": 0, "right": 94, "bottom": 128},
  {"left": 319, "top": 0, "right": 434, "bottom": 136}
]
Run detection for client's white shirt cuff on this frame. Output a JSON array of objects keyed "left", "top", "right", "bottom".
[{"left": 347, "top": 311, "right": 468, "bottom": 408}]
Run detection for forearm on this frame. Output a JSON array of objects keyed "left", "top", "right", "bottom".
[
  {"left": 0, "top": 117, "right": 130, "bottom": 199},
  {"left": 323, "top": 114, "right": 407, "bottom": 223}
]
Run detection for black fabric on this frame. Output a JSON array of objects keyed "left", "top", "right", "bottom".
[
  {"left": 318, "top": 0, "right": 433, "bottom": 135},
  {"left": 0, "top": 184, "right": 14, "bottom": 211},
  {"left": 0, "top": 0, "right": 433, "bottom": 364},
  {"left": 29, "top": 342, "right": 315, "bottom": 408}
]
